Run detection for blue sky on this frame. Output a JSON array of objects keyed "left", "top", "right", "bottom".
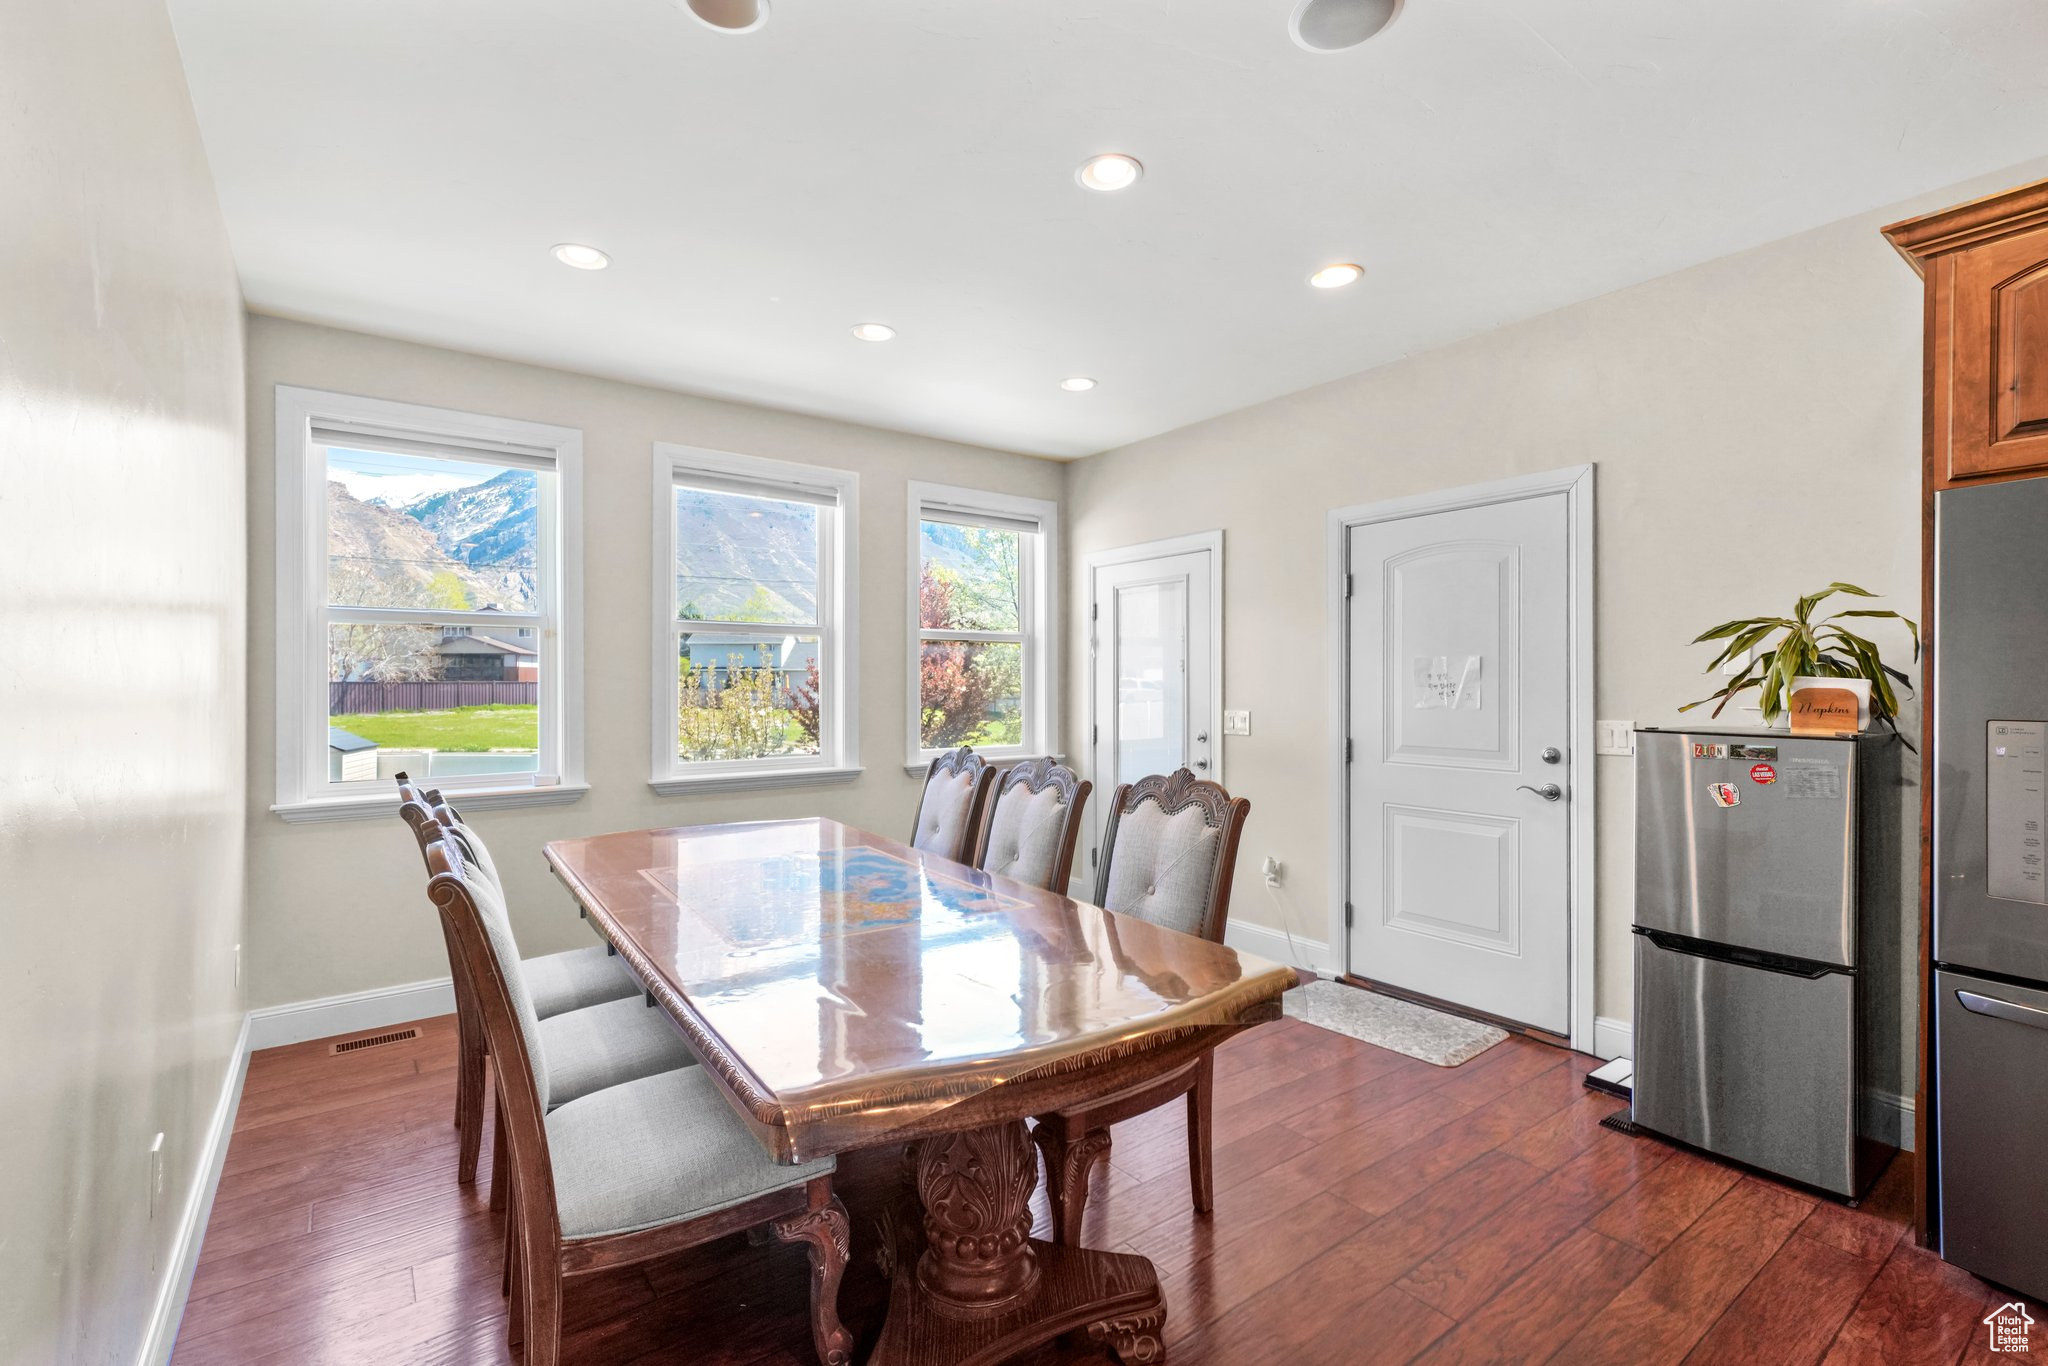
[{"left": 324, "top": 445, "right": 504, "bottom": 507}]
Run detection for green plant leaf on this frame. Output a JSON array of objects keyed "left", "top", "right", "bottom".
[
  {"left": 1826, "top": 609, "right": 1920, "bottom": 659},
  {"left": 1691, "top": 616, "right": 1795, "bottom": 645}
]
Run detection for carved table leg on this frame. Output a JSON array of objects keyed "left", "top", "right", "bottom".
[
  {"left": 915, "top": 1119, "right": 1041, "bottom": 1312},
  {"left": 871, "top": 1118, "right": 1165, "bottom": 1366},
  {"left": 1031, "top": 1121, "right": 1112, "bottom": 1247},
  {"left": 1088, "top": 1306, "right": 1167, "bottom": 1364},
  {"left": 771, "top": 1187, "right": 856, "bottom": 1366}
]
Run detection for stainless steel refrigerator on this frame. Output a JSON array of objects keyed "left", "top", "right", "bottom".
[
  {"left": 1934, "top": 478, "right": 2048, "bottom": 1302},
  {"left": 1631, "top": 726, "right": 1901, "bottom": 1199}
]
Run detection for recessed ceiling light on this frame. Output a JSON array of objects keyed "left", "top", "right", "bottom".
[
  {"left": 551, "top": 243, "right": 610, "bottom": 271},
  {"left": 1060, "top": 377, "right": 1098, "bottom": 392},
  {"left": 1290, "top": 0, "right": 1402, "bottom": 52},
  {"left": 1308, "top": 262, "right": 1365, "bottom": 289},
  {"left": 1077, "top": 154, "right": 1144, "bottom": 193},
  {"left": 850, "top": 322, "right": 896, "bottom": 342},
  {"left": 681, "top": 0, "right": 769, "bottom": 33}
]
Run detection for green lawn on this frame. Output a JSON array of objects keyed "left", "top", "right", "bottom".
[{"left": 331, "top": 705, "right": 537, "bottom": 752}]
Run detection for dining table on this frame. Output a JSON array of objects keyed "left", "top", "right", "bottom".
[{"left": 543, "top": 815, "right": 1296, "bottom": 1366}]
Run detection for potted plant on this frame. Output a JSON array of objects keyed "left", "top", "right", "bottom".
[{"left": 1681, "top": 582, "right": 1919, "bottom": 743}]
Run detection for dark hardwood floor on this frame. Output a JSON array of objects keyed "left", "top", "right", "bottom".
[{"left": 174, "top": 1011, "right": 2039, "bottom": 1365}]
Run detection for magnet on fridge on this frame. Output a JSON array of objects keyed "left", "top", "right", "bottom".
[{"left": 1708, "top": 782, "right": 1740, "bottom": 808}]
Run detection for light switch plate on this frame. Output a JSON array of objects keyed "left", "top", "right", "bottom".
[
  {"left": 1223, "top": 710, "right": 1251, "bottom": 736},
  {"left": 1596, "top": 721, "right": 1635, "bottom": 756}
]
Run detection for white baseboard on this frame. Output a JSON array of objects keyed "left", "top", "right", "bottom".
[
  {"left": 1226, "top": 919, "right": 1339, "bottom": 978},
  {"left": 135, "top": 1014, "right": 250, "bottom": 1366},
  {"left": 1593, "top": 1016, "right": 1633, "bottom": 1062},
  {"left": 246, "top": 975, "right": 456, "bottom": 1050}
]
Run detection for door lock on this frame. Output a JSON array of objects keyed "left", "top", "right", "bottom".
[
  {"left": 1540, "top": 747, "right": 1562, "bottom": 764},
  {"left": 1194, "top": 758, "right": 1211, "bottom": 771},
  {"left": 1195, "top": 731, "right": 1210, "bottom": 744},
  {"left": 1516, "top": 783, "right": 1563, "bottom": 801}
]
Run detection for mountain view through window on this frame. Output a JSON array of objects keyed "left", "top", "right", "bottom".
[{"left": 324, "top": 446, "right": 543, "bottom": 783}]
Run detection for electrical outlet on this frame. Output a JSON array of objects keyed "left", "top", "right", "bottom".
[
  {"left": 1596, "top": 721, "right": 1635, "bottom": 756},
  {"left": 1261, "top": 855, "right": 1283, "bottom": 887},
  {"left": 1722, "top": 648, "right": 1751, "bottom": 677},
  {"left": 1223, "top": 709, "right": 1251, "bottom": 736}
]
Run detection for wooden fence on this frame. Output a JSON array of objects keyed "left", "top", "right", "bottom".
[{"left": 329, "top": 681, "right": 537, "bottom": 714}]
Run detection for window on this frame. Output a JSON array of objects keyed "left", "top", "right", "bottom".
[
  {"left": 907, "top": 483, "right": 1058, "bottom": 768},
  {"left": 651, "top": 445, "right": 859, "bottom": 793},
  {"left": 273, "top": 387, "right": 583, "bottom": 821}
]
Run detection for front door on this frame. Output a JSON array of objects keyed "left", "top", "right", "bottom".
[
  {"left": 1346, "top": 492, "right": 1571, "bottom": 1033},
  {"left": 1088, "top": 544, "right": 1217, "bottom": 893}
]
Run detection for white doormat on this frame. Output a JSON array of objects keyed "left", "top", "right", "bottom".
[{"left": 1283, "top": 979, "right": 1508, "bottom": 1068}]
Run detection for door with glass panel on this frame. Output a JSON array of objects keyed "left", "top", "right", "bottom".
[{"left": 1086, "top": 540, "right": 1219, "bottom": 894}]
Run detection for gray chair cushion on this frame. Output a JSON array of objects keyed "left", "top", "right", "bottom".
[
  {"left": 539, "top": 994, "right": 700, "bottom": 1110},
  {"left": 525, "top": 944, "right": 640, "bottom": 1019},
  {"left": 548, "top": 1066, "right": 834, "bottom": 1239},
  {"left": 914, "top": 767, "right": 977, "bottom": 857},
  {"left": 1100, "top": 799, "right": 1225, "bottom": 939},
  {"left": 981, "top": 783, "right": 1069, "bottom": 890}
]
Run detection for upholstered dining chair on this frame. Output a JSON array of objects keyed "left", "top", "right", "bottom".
[
  {"left": 1030, "top": 767, "right": 1251, "bottom": 1245},
  {"left": 971, "top": 756, "right": 1091, "bottom": 894},
  {"left": 909, "top": 746, "right": 996, "bottom": 863},
  {"left": 420, "top": 832, "right": 854, "bottom": 1366},
  {"left": 394, "top": 777, "right": 679, "bottom": 1200}
]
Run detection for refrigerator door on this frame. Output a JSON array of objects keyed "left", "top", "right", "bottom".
[
  {"left": 1936, "top": 480, "right": 2048, "bottom": 984},
  {"left": 1632, "top": 930, "right": 1859, "bottom": 1195},
  {"left": 1936, "top": 969, "right": 2048, "bottom": 1300},
  {"left": 1635, "top": 729, "right": 1859, "bottom": 966}
]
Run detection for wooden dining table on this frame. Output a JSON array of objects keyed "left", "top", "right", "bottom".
[{"left": 543, "top": 816, "right": 1295, "bottom": 1366}]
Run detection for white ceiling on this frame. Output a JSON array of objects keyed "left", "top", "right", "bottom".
[{"left": 168, "top": 0, "right": 2048, "bottom": 458}]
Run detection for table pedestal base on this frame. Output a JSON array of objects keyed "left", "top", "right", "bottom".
[
  {"left": 871, "top": 1237, "right": 1163, "bottom": 1366},
  {"left": 870, "top": 1118, "right": 1165, "bottom": 1365}
]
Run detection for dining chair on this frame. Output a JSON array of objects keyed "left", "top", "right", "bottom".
[
  {"left": 394, "top": 777, "right": 679, "bottom": 1198},
  {"left": 909, "top": 745, "right": 996, "bottom": 863},
  {"left": 420, "top": 832, "right": 854, "bottom": 1366},
  {"left": 1030, "top": 767, "right": 1251, "bottom": 1245},
  {"left": 971, "top": 755, "right": 1091, "bottom": 894}
]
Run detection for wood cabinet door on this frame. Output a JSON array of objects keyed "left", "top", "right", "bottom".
[{"left": 1948, "top": 225, "right": 2048, "bottom": 479}]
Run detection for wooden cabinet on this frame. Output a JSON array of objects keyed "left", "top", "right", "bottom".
[
  {"left": 1884, "top": 178, "right": 2048, "bottom": 1250},
  {"left": 1887, "top": 181, "right": 2048, "bottom": 486}
]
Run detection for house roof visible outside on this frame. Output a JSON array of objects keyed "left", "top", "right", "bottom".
[
  {"left": 327, "top": 727, "right": 377, "bottom": 753},
  {"left": 437, "top": 633, "right": 537, "bottom": 657}
]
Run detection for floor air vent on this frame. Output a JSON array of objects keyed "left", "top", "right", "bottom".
[
  {"left": 330, "top": 1028, "right": 419, "bottom": 1055},
  {"left": 1599, "top": 1111, "right": 1642, "bottom": 1137}
]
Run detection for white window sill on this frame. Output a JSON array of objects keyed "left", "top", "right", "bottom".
[
  {"left": 649, "top": 765, "right": 863, "bottom": 797},
  {"left": 271, "top": 782, "right": 591, "bottom": 825}
]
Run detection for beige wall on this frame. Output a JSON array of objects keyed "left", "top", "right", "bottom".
[
  {"left": 1065, "top": 156, "right": 2048, "bottom": 1094},
  {"left": 244, "top": 316, "right": 1062, "bottom": 1008},
  {"left": 0, "top": 2, "right": 248, "bottom": 1360}
]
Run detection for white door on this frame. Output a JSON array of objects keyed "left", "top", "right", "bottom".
[
  {"left": 1346, "top": 493, "right": 1571, "bottom": 1033},
  {"left": 1087, "top": 545, "right": 1217, "bottom": 891}
]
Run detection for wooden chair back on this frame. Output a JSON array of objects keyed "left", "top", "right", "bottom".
[
  {"left": 910, "top": 746, "right": 996, "bottom": 863},
  {"left": 423, "top": 834, "right": 567, "bottom": 1259},
  {"left": 1093, "top": 768, "right": 1251, "bottom": 944},
  {"left": 972, "top": 756, "right": 1092, "bottom": 892}
]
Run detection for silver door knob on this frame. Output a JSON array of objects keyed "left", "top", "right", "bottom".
[
  {"left": 1517, "top": 783, "right": 1563, "bottom": 801},
  {"left": 1540, "top": 747, "right": 1562, "bottom": 764},
  {"left": 1194, "top": 758, "right": 1210, "bottom": 771}
]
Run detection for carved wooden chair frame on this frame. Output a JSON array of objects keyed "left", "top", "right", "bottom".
[
  {"left": 395, "top": 774, "right": 496, "bottom": 1197},
  {"left": 1035, "top": 767, "right": 1252, "bottom": 1245},
  {"left": 422, "top": 834, "right": 854, "bottom": 1366},
  {"left": 970, "top": 755, "right": 1093, "bottom": 893},
  {"left": 910, "top": 745, "right": 997, "bottom": 864}
]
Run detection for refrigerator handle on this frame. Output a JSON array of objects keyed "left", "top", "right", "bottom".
[{"left": 1958, "top": 989, "right": 2048, "bottom": 1032}]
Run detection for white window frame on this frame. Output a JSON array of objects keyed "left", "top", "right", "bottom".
[
  {"left": 272, "top": 385, "right": 585, "bottom": 823},
  {"left": 650, "top": 444, "right": 861, "bottom": 795},
  {"left": 905, "top": 483, "right": 1060, "bottom": 771}
]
